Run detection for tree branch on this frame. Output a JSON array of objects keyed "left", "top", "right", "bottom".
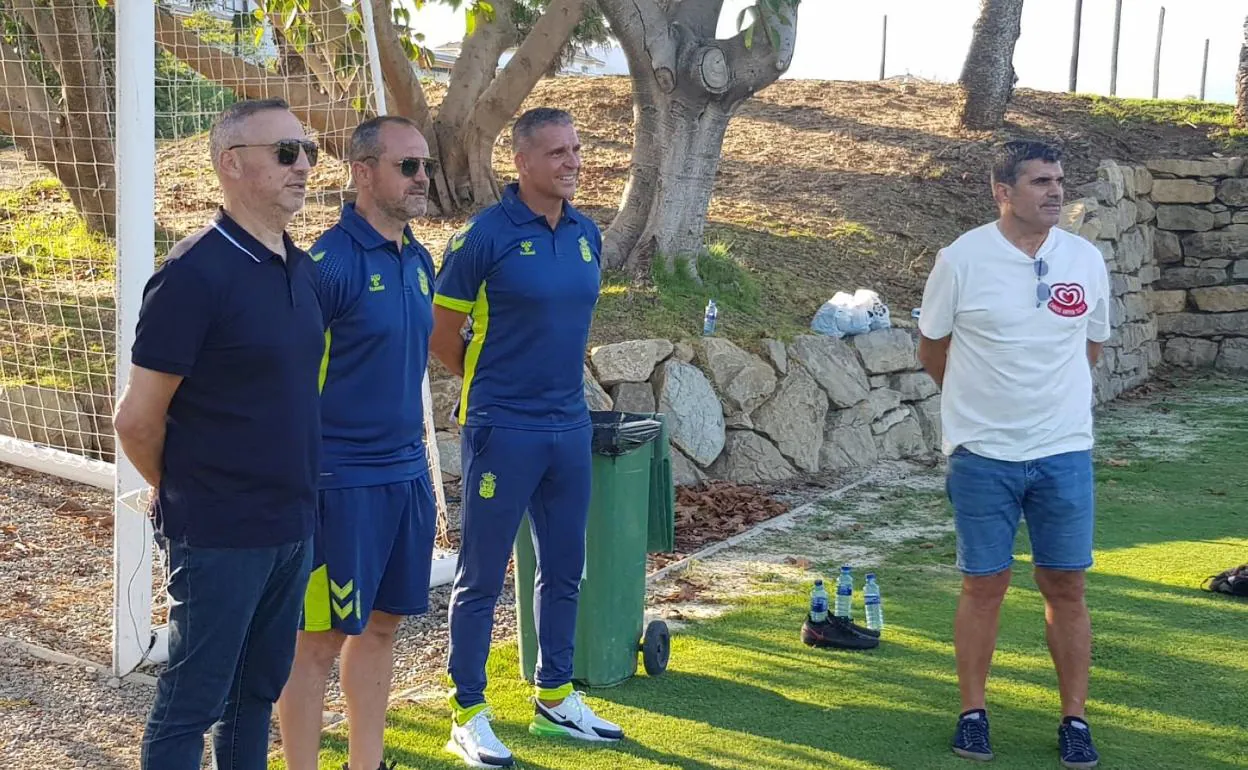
[
  {"left": 672, "top": 0, "right": 724, "bottom": 38},
  {"left": 720, "top": 0, "right": 799, "bottom": 99},
  {"left": 438, "top": 0, "right": 518, "bottom": 133},
  {"left": 153, "top": 4, "right": 361, "bottom": 153},
  {"left": 467, "top": 0, "right": 587, "bottom": 143},
  {"left": 368, "top": 0, "right": 432, "bottom": 132},
  {"left": 597, "top": 0, "right": 680, "bottom": 92}
]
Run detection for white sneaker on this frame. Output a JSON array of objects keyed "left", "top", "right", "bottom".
[
  {"left": 445, "top": 707, "right": 514, "bottom": 768},
  {"left": 530, "top": 690, "right": 624, "bottom": 742}
]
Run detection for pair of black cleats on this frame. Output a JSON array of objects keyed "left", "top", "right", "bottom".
[
  {"left": 341, "top": 762, "right": 397, "bottom": 770},
  {"left": 952, "top": 709, "right": 1099, "bottom": 768},
  {"left": 800, "top": 613, "right": 880, "bottom": 650}
]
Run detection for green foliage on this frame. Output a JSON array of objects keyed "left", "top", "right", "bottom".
[
  {"left": 155, "top": 50, "right": 237, "bottom": 139},
  {"left": 1084, "top": 95, "right": 1248, "bottom": 153},
  {"left": 737, "top": 0, "right": 801, "bottom": 50}
]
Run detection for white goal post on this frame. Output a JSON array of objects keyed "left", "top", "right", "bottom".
[{"left": 0, "top": 0, "right": 454, "bottom": 678}]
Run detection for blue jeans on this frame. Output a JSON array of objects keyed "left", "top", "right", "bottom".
[
  {"left": 448, "top": 424, "right": 592, "bottom": 708},
  {"left": 946, "top": 447, "right": 1095, "bottom": 576},
  {"left": 141, "top": 536, "right": 312, "bottom": 770}
]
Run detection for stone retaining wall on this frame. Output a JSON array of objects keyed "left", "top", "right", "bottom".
[
  {"left": 1133, "top": 157, "right": 1248, "bottom": 370},
  {"left": 1060, "top": 159, "right": 1161, "bottom": 403},
  {"left": 434, "top": 329, "right": 941, "bottom": 491}
]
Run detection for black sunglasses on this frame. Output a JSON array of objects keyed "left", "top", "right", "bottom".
[
  {"left": 228, "top": 139, "right": 319, "bottom": 167},
  {"left": 363, "top": 156, "right": 439, "bottom": 177}
]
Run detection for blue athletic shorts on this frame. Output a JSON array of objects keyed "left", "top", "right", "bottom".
[
  {"left": 301, "top": 475, "right": 437, "bottom": 634},
  {"left": 945, "top": 447, "right": 1095, "bottom": 576}
]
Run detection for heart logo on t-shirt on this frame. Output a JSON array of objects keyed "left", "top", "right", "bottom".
[{"left": 1047, "top": 282, "right": 1088, "bottom": 317}]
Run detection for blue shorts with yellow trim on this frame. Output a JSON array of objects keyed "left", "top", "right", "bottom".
[{"left": 301, "top": 475, "right": 437, "bottom": 635}]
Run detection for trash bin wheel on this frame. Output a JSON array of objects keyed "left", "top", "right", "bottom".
[{"left": 641, "top": 620, "right": 670, "bottom": 676}]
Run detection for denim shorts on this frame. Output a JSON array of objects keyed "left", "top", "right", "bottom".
[{"left": 945, "top": 447, "right": 1095, "bottom": 576}]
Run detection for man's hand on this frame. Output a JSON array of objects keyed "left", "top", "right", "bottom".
[
  {"left": 114, "top": 366, "right": 183, "bottom": 489},
  {"left": 918, "top": 334, "right": 952, "bottom": 389},
  {"left": 431, "top": 305, "right": 470, "bottom": 377}
]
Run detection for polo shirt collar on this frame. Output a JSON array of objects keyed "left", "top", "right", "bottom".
[
  {"left": 500, "top": 182, "right": 585, "bottom": 228},
  {"left": 338, "top": 201, "right": 418, "bottom": 253},
  {"left": 213, "top": 207, "right": 298, "bottom": 263}
]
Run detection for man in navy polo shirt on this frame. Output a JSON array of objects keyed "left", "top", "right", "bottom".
[
  {"left": 114, "top": 98, "right": 324, "bottom": 770},
  {"left": 276, "top": 115, "right": 438, "bottom": 770},
  {"left": 430, "top": 107, "right": 622, "bottom": 769}
]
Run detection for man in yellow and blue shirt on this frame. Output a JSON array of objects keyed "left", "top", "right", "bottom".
[
  {"left": 276, "top": 115, "right": 438, "bottom": 770},
  {"left": 431, "top": 107, "right": 623, "bottom": 768}
]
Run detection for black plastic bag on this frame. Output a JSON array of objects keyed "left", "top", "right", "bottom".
[{"left": 590, "top": 410, "right": 663, "bottom": 456}]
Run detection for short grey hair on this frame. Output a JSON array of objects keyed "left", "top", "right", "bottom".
[
  {"left": 511, "top": 107, "right": 574, "bottom": 150},
  {"left": 208, "top": 97, "right": 292, "bottom": 165},
  {"left": 348, "top": 115, "right": 422, "bottom": 163},
  {"left": 991, "top": 140, "right": 1063, "bottom": 187}
]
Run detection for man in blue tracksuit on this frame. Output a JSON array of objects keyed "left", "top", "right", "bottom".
[
  {"left": 430, "top": 107, "right": 623, "bottom": 768},
  {"left": 276, "top": 115, "right": 439, "bottom": 770}
]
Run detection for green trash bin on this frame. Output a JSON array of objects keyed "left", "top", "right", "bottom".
[{"left": 515, "top": 411, "right": 675, "bottom": 688}]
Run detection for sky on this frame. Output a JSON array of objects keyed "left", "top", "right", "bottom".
[{"left": 403, "top": 0, "right": 1248, "bottom": 104}]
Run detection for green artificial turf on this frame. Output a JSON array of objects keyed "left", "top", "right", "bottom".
[{"left": 278, "top": 379, "right": 1248, "bottom": 769}]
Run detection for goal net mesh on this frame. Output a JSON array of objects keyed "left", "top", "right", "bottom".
[{"left": 0, "top": 0, "right": 452, "bottom": 671}]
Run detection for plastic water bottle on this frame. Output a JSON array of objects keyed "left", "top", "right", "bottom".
[
  {"left": 864, "top": 573, "right": 884, "bottom": 631},
  {"left": 911, "top": 307, "right": 922, "bottom": 320},
  {"left": 835, "top": 565, "right": 854, "bottom": 618},
  {"left": 808, "top": 579, "right": 829, "bottom": 623},
  {"left": 702, "top": 299, "right": 718, "bottom": 336}
]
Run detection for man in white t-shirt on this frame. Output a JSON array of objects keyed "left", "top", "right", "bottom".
[{"left": 917, "top": 140, "right": 1110, "bottom": 769}]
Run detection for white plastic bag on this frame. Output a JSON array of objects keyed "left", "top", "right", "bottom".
[
  {"left": 812, "top": 291, "right": 871, "bottom": 338},
  {"left": 853, "top": 288, "right": 891, "bottom": 331}
]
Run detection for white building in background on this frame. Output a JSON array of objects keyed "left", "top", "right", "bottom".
[{"left": 416, "top": 41, "right": 617, "bottom": 83}]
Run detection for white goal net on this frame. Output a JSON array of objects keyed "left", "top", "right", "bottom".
[{"left": 0, "top": 0, "right": 450, "bottom": 677}]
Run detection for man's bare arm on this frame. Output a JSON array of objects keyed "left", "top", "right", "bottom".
[
  {"left": 1087, "top": 340, "right": 1103, "bottom": 368},
  {"left": 431, "top": 305, "right": 470, "bottom": 377},
  {"left": 114, "top": 366, "right": 183, "bottom": 488},
  {"left": 918, "top": 334, "right": 952, "bottom": 389}
]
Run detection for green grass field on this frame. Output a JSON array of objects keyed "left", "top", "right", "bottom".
[{"left": 278, "top": 378, "right": 1248, "bottom": 769}]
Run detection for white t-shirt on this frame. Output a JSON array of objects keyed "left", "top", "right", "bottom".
[{"left": 918, "top": 221, "right": 1111, "bottom": 462}]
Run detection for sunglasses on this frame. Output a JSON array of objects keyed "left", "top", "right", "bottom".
[
  {"left": 228, "top": 139, "right": 319, "bottom": 167},
  {"left": 362, "top": 156, "right": 439, "bottom": 178},
  {"left": 1034, "top": 256, "right": 1050, "bottom": 307}
]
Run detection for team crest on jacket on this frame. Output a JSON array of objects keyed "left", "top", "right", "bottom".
[
  {"left": 579, "top": 236, "right": 593, "bottom": 263},
  {"left": 479, "top": 472, "right": 496, "bottom": 499},
  {"left": 1047, "top": 283, "right": 1088, "bottom": 317},
  {"left": 417, "top": 266, "right": 430, "bottom": 296}
]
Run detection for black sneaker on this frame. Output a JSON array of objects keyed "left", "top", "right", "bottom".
[
  {"left": 951, "top": 708, "right": 993, "bottom": 761},
  {"left": 1058, "top": 717, "right": 1099, "bottom": 769},
  {"left": 800, "top": 614, "right": 879, "bottom": 650}
]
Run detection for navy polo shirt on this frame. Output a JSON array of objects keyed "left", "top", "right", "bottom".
[
  {"left": 131, "top": 209, "right": 323, "bottom": 548},
  {"left": 309, "top": 203, "right": 436, "bottom": 489},
  {"left": 433, "top": 182, "right": 601, "bottom": 430}
]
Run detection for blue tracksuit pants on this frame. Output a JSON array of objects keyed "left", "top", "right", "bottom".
[{"left": 447, "top": 423, "right": 592, "bottom": 707}]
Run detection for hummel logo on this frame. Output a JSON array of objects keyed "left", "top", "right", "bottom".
[{"left": 519, "top": 240, "right": 536, "bottom": 256}]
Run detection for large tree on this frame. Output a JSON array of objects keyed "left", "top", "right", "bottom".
[
  {"left": 0, "top": 0, "right": 116, "bottom": 234},
  {"left": 1237, "top": 16, "right": 1248, "bottom": 128},
  {"left": 596, "top": 0, "right": 800, "bottom": 276},
  {"left": 958, "top": 0, "right": 1024, "bottom": 130},
  {"left": 0, "top": 0, "right": 604, "bottom": 230},
  {"left": 156, "top": 0, "right": 605, "bottom": 214}
]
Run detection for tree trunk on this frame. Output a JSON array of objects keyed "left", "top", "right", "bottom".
[
  {"left": 0, "top": 0, "right": 115, "bottom": 235},
  {"left": 599, "top": 0, "right": 800, "bottom": 277},
  {"left": 1237, "top": 16, "right": 1248, "bottom": 128},
  {"left": 958, "top": 0, "right": 1025, "bottom": 130}
]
